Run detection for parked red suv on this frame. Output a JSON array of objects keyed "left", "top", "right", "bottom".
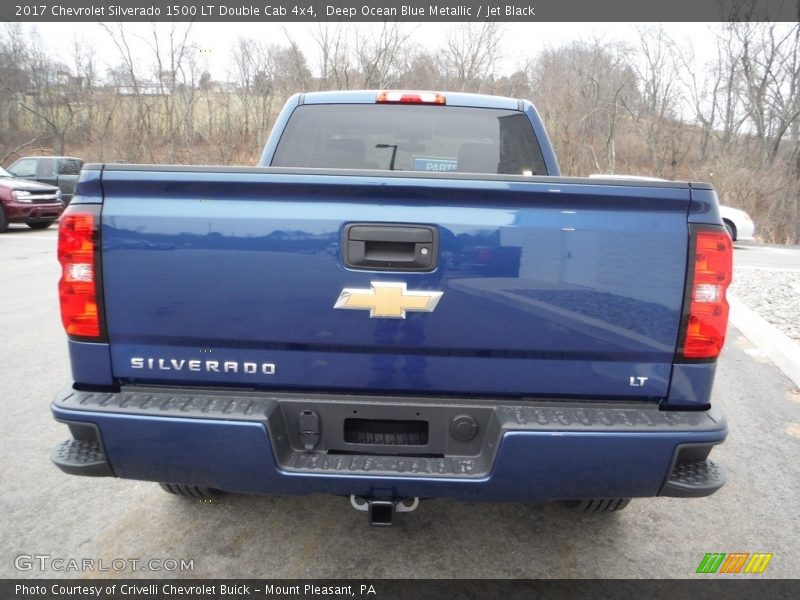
[{"left": 0, "top": 166, "right": 64, "bottom": 232}]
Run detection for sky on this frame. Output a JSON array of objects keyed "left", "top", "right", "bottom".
[{"left": 22, "top": 21, "right": 723, "bottom": 82}]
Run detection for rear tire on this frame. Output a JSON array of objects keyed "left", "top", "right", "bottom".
[
  {"left": 26, "top": 219, "right": 55, "bottom": 230},
  {"left": 562, "top": 498, "right": 631, "bottom": 513},
  {"left": 723, "top": 220, "right": 736, "bottom": 241},
  {"left": 159, "top": 482, "right": 222, "bottom": 499}
]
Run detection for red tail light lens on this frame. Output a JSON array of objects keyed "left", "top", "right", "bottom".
[
  {"left": 376, "top": 91, "right": 446, "bottom": 105},
  {"left": 679, "top": 229, "right": 732, "bottom": 359},
  {"left": 58, "top": 207, "right": 102, "bottom": 338}
]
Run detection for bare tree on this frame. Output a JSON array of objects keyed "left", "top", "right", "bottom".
[
  {"left": 530, "top": 40, "right": 638, "bottom": 175},
  {"left": 634, "top": 25, "right": 690, "bottom": 177},
  {"left": 443, "top": 23, "right": 502, "bottom": 92},
  {"left": 274, "top": 33, "right": 313, "bottom": 96},
  {"left": 394, "top": 49, "right": 445, "bottom": 90},
  {"left": 311, "top": 23, "right": 355, "bottom": 90},
  {"left": 11, "top": 31, "right": 85, "bottom": 154},
  {"left": 354, "top": 23, "right": 413, "bottom": 88},
  {"left": 230, "top": 37, "right": 259, "bottom": 139},
  {"left": 737, "top": 22, "right": 800, "bottom": 167},
  {"left": 0, "top": 23, "right": 31, "bottom": 134},
  {"left": 100, "top": 23, "right": 156, "bottom": 161}
]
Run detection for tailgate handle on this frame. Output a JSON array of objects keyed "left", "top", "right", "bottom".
[{"left": 344, "top": 224, "right": 438, "bottom": 271}]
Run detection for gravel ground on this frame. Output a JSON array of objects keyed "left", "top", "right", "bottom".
[{"left": 730, "top": 268, "right": 800, "bottom": 343}]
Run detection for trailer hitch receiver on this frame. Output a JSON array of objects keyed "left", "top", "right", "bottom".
[{"left": 349, "top": 495, "right": 420, "bottom": 526}]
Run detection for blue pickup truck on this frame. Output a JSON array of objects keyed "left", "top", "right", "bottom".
[{"left": 52, "top": 90, "right": 732, "bottom": 525}]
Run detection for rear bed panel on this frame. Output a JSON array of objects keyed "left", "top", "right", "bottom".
[{"left": 100, "top": 169, "right": 690, "bottom": 400}]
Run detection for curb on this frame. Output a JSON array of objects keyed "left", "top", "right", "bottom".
[{"left": 728, "top": 294, "right": 800, "bottom": 389}]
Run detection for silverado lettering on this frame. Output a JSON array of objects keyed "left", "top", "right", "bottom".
[{"left": 130, "top": 358, "right": 276, "bottom": 375}]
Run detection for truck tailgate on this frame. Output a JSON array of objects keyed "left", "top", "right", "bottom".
[{"left": 100, "top": 168, "right": 690, "bottom": 400}]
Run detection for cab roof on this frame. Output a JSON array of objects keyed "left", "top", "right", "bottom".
[{"left": 300, "top": 90, "right": 521, "bottom": 111}]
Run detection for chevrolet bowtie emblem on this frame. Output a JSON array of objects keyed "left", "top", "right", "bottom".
[{"left": 333, "top": 282, "right": 443, "bottom": 319}]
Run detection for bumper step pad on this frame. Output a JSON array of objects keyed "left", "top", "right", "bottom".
[
  {"left": 288, "top": 452, "right": 484, "bottom": 477},
  {"left": 661, "top": 459, "right": 725, "bottom": 497},
  {"left": 51, "top": 439, "right": 113, "bottom": 477}
]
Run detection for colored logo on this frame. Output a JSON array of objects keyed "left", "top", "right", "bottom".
[
  {"left": 696, "top": 552, "right": 773, "bottom": 574},
  {"left": 333, "top": 282, "right": 443, "bottom": 319}
]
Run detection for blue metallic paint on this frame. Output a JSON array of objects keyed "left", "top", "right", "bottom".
[
  {"left": 259, "top": 92, "right": 301, "bottom": 167},
  {"left": 521, "top": 99, "right": 560, "bottom": 176},
  {"left": 71, "top": 168, "right": 104, "bottom": 203},
  {"left": 111, "top": 346, "right": 673, "bottom": 398},
  {"left": 68, "top": 341, "right": 114, "bottom": 387},
  {"left": 98, "top": 170, "right": 693, "bottom": 400},
  {"left": 688, "top": 186, "right": 724, "bottom": 226},
  {"left": 667, "top": 361, "right": 718, "bottom": 408}
]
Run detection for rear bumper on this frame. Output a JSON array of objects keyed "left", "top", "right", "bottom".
[
  {"left": 51, "top": 386, "right": 727, "bottom": 502},
  {"left": 4, "top": 200, "right": 63, "bottom": 222}
]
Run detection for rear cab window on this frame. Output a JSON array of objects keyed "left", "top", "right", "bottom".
[
  {"left": 271, "top": 104, "right": 548, "bottom": 176},
  {"left": 58, "top": 159, "right": 83, "bottom": 175},
  {"left": 36, "top": 158, "right": 56, "bottom": 178}
]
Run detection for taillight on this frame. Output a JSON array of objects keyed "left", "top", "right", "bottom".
[
  {"left": 376, "top": 91, "right": 446, "bottom": 105},
  {"left": 678, "top": 228, "right": 733, "bottom": 359},
  {"left": 58, "top": 205, "right": 103, "bottom": 339}
]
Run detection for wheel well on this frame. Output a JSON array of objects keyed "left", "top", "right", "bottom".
[{"left": 723, "top": 219, "right": 737, "bottom": 241}]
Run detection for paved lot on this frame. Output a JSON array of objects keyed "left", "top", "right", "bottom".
[
  {"left": 733, "top": 242, "right": 800, "bottom": 271},
  {"left": 1, "top": 226, "right": 799, "bottom": 579}
]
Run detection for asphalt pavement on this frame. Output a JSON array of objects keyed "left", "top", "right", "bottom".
[
  {"left": 1, "top": 225, "right": 799, "bottom": 578},
  {"left": 733, "top": 242, "right": 800, "bottom": 271}
]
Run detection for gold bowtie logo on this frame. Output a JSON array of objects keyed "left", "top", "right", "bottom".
[{"left": 333, "top": 282, "right": 443, "bottom": 319}]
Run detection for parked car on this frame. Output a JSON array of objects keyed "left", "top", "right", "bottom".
[
  {"left": 719, "top": 205, "right": 756, "bottom": 242},
  {"left": 0, "top": 166, "right": 63, "bottom": 232},
  {"left": 588, "top": 175, "right": 756, "bottom": 242},
  {"left": 6, "top": 156, "right": 83, "bottom": 205}
]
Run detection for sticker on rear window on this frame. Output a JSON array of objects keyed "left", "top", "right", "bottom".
[{"left": 413, "top": 157, "right": 458, "bottom": 172}]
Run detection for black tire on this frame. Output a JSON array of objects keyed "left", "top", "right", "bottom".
[
  {"left": 723, "top": 220, "right": 736, "bottom": 241},
  {"left": 562, "top": 498, "right": 631, "bottom": 513},
  {"left": 0, "top": 208, "right": 8, "bottom": 233},
  {"left": 159, "top": 482, "right": 221, "bottom": 499},
  {"left": 26, "top": 219, "right": 55, "bottom": 230}
]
